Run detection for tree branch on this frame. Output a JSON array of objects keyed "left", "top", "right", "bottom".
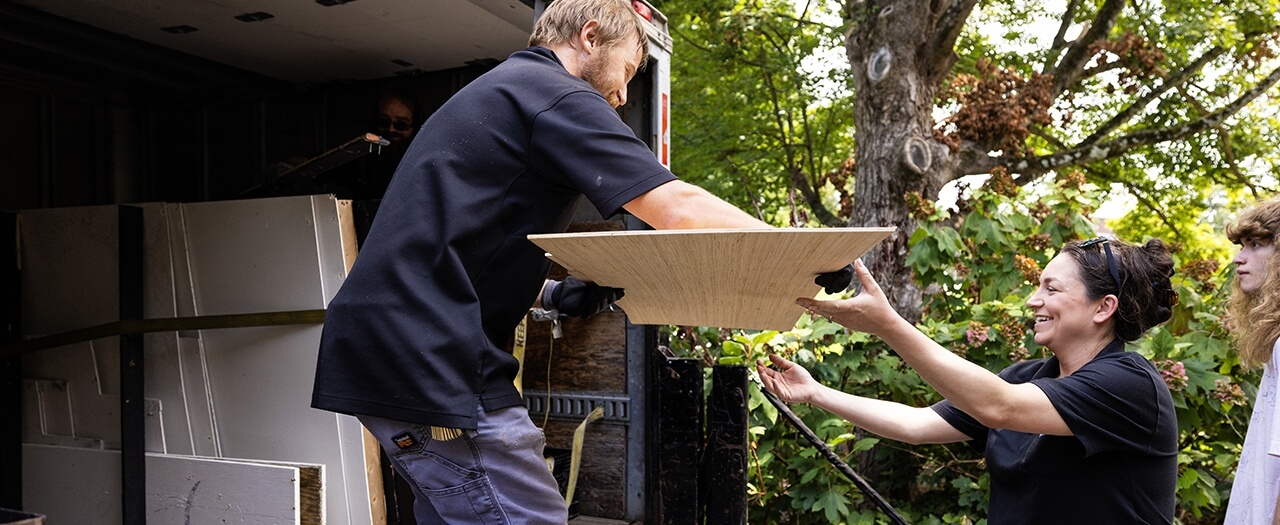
[
  {"left": 789, "top": 166, "right": 842, "bottom": 226},
  {"left": 1049, "top": 0, "right": 1127, "bottom": 99},
  {"left": 1174, "top": 83, "right": 1268, "bottom": 198},
  {"left": 1078, "top": 46, "right": 1225, "bottom": 147},
  {"left": 1049, "top": 0, "right": 1083, "bottom": 54},
  {"left": 1007, "top": 62, "right": 1280, "bottom": 175},
  {"left": 923, "top": 0, "right": 981, "bottom": 86},
  {"left": 943, "top": 139, "right": 1003, "bottom": 179},
  {"left": 1079, "top": 59, "right": 1129, "bottom": 77}
]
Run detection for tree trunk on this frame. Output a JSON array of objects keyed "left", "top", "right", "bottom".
[{"left": 844, "top": 0, "right": 954, "bottom": 323}]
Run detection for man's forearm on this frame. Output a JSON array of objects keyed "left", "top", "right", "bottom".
[{"left": 623, "top": 180, "right": 771, "bottom": 230}]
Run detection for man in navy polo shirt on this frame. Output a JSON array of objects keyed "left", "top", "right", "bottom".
[{"left": 311, "top": 0, "right": 850, "bottom": 522}]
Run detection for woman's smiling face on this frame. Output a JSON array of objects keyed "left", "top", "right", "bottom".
[{"left": 1026, "top": 254, "right": 1108, "bottom": 350}]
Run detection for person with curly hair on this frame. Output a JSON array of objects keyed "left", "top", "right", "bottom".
[
  {"left": 758, "top": 237, "right": 1179, "bottom": 524},
  {"left": 1224, "top": 196, "right": 1280, "bottom": 524}
]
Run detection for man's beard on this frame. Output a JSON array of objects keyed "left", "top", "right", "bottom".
[{"left": 581, "top": 47, "right": 621, "bottom": 108}]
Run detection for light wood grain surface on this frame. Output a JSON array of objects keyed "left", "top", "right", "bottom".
[{"left": 529, "top": 228, "right": 894, "bottom": 331}]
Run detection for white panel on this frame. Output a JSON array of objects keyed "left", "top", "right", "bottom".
[
  {"left": 147, "top": 455, "right": 303, "bottom": 524},
  {"left": 19, "top": 197, "right": 369, "bottom": 524},
  {"left": 180, "top": 195, "right": 367, "bottom": 524},
  {"left": 141, "top": 204, "right": 199, "bottom": 455},
  {"left": 178, "top": 334, "right": 221, "bottom": 457},
  {"left": 21, "top": 341, "right": 114, "bottom": 446},
  {"left": 24, "top": 445, "right": 303, "bottom": 525},
  {"left": 20, "top": 380, "right": 43, "bottom": 441},
  {"left": 21, "top": 378, "right": 101, "bottom": 449},
  {"left": 18, "top": 205, "right": 119, "bottom": 336},
  {"left": 311, "top": 196, "right": 352, "bottom": 306},
  {"left": 337, "top": 413, "right": 377, "bottom": 524},
  {"left": 168, "top": 202, "right": 221, "bottom": 455},
  {"left": 23, "top": 445, "right": 117, "bottom": 523},
  {"left": 201, "top": 325, "right": 326, "bottom": 457},
  {"left": 30, "top": 379, "right": 73, "bottom": 438},
  {"left": 168, "top": 203, "right": 199, "bottom": 320},
  {"left": 178, "top": 195, "right": 330, "bottom": 316},
  {"left": 19, "top": 204, "right": 189, "bottom": 454}
]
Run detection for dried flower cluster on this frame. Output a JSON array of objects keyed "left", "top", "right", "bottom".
[
  {"left": 1014, "top": 254, "right": 1042, "bottom": 284},
  {"left": 1088, "top": 32, "right": 1167, "bottom": 95},
  {"left": 1158, "top": 359, "right": 1188, "bottom": 391},
  {"left": 1058, "top": 169, "right": 1087, "bottom": 190},
  {"left": 987, "top": 166, "right": 1019, "bottom": 198},
  {"left": 1030, "top": 200, "right": 1052, "bottom": 221},
  {"left": 1181, "top": 259, "right": 1221, "bottom": 294},
  {"left": 827, "top": 156, "right": 857, "bottom": 219},
  {"left": 903, "top": 191, "right": 935, "bottom": 221},
  {"left": 939, "top": 59, "right": 1054, "bottom": 155},
  {"left": 1214, "top": 379, "right": 1248, "bottom": 406},
  {"left": 998, "top": 319, "right": 1026, "bottom": 348},
  {"left": 965, "top": 320, "right": 990, "bottom": 346},
  {"left": 1243, "top": 32, "right": 1280, "bottom": 68},
  {"left": 1024, "top": 233, "right": 1053, "bottom": 251}
]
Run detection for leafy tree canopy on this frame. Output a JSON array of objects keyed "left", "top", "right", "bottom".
[{"left": 648, "top": 0, "right": 1280, "bottom": 522}]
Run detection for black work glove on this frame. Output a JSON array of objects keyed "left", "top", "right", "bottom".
[
  {"left": 814, "top": 263, "right": 855, "bottom": 294},
  {"left": 543, "top": 276, "right": 625, "bottom": 319}
]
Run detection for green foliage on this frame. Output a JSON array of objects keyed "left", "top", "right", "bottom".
[
  {"left": 658, "top": 0, "right": 856, "bottom": 226},
  {"left": 668, "top": 176, "right": 1256, "bottom": 523},
  {"left": 649, "top": 0, "right": 1279, "bottom": 521}
]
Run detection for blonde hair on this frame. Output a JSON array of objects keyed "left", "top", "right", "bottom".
[
  {"left": 1225, "top": 196, "right": 1280, "bottom": 368},
  {"left": 529, "top": 0, "right": 647, "bottom": 62}
]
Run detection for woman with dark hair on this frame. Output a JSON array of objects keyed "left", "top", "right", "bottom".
[{"left": 758, "top": 237, "right": 1179, "bottom": 524}]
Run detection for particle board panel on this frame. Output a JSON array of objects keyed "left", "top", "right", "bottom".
[
  {"left": 544, "top": 420, "right": 627, "bottom": 519},
  {"left": 528, "top": 228, "right": 895, "bottom": 331}
]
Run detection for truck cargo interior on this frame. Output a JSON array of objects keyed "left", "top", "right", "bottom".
[{"left": 0, "top": 1, "right": 685, "bottom": 523}]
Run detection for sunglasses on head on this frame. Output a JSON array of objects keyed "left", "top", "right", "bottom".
[
  {"left": 376, "top": 116, "right": 412, "bottom": 132},
  {"left": 1078, "top": 236, "right": 1122, "bottom": 298}
]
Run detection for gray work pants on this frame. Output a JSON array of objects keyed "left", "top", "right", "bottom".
[{"left": 359, "top": 406, "right": 568, "bottom": 524}]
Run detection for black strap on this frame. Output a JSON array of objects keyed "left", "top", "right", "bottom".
[{"left": 757, "top": 382, "right": 911, "bottom": 525}]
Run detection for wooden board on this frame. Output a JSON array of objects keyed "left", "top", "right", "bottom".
[{"left": 529, "top": 228, "right": 894, "bottom": 331}]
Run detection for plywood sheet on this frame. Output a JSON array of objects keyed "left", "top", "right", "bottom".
[{"left": 529, "top": 228, "right": 894, "bottom": 331}]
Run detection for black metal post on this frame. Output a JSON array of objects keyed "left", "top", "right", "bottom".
[
  {"left": 649, "top": 349, "right": 701, "bottom": 525},
  {"left": 703, "top": 365, "right": 748, "bottom": 525},
  {"left": 1, "top": 212, "right": 21, "bottom": 509},
  {"left": 119, "top": 206, "right": 145, "bottom": 524}
]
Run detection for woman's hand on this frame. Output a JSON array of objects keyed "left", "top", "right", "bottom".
[
  {"left": 755, "top": 353, "right": 819, "bottom": 404},
  {"left": 795, "top": 260, "right": 901, "bottom": 336}
]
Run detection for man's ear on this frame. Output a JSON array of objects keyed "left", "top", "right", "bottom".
[{"left": 579, "top": 20, "right": 600, "bottom": 53}]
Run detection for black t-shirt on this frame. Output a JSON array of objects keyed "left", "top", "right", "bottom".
[
  {"left": 931, "top": 340, "right": 1177, "bottom": 524},
  {"left": 311, "top": 47, "right": 677, "bottom": 429}
]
